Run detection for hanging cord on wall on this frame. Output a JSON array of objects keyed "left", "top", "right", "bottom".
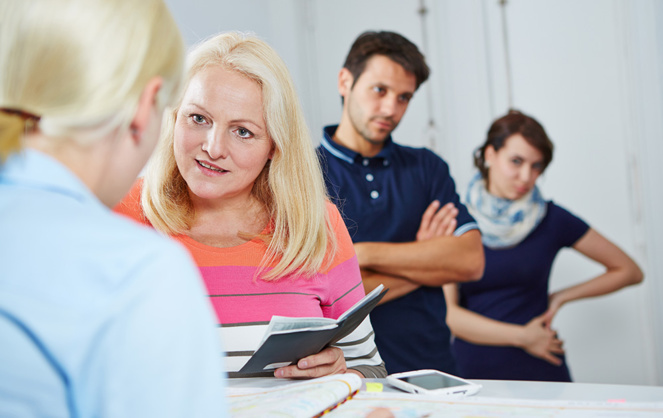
[
  {"left": 499, "top": 0, "right": 514, "bottom": 109},
  {"left": 418, "top": 0, "right": 439, "bottom": 151},
  {"left": 481, "top": 1, "right": 497, "bottom": 117}
]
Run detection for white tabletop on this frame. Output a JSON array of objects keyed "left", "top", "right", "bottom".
[
  {"left": 468, "top": 379, "right": 663, "bottom": 402},
  {"left": 227, "top": 376, "right": 663, "bottom": 403}
]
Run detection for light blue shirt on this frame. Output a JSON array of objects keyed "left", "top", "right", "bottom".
[{"left": 0, "top": 149, "right": 228, "bottom": 417}]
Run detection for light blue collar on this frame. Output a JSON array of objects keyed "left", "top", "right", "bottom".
[{"left": 1, "top": 148, "right": 99, "bottom": 206}]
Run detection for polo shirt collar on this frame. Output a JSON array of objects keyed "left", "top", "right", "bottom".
[{"left": 321, "top": 125, "right": 394, "bottom": 164}]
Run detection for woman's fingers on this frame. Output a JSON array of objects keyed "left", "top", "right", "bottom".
[{"left": 275, "top": 347, "right": 346, "bottom": 378}]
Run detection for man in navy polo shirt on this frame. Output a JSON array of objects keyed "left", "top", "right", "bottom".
[{"left": 317, "top": 31, "right": 485, "bottom": 375}]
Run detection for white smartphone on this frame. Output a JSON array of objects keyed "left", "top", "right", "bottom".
[{"left": 386, "top": 369, "right": 482, "bottom": 396}]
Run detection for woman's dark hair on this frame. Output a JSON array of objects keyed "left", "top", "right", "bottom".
[
  {"left": 474, "top": 109, "right": 554, "bottom": 180},
  {"left": 343, "top": 31, "right": 430, "bottom": 90}
]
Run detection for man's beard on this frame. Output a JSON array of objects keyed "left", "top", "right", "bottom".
[{"left": 349, "top": 108, "right": 396, "bottom": 146}]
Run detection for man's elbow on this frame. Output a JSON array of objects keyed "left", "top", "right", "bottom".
[
  {"left": 456, "top": 230, "right": 484, "bottom": 281},
  {"left": 458, "top": 245, "right": 485, "bottom": 282},
  {"left": 446, "top": 258, "right": 484, "bottom": 283},
  {"left": 465, "top": 253, "right": 485, "bottom": 281}
]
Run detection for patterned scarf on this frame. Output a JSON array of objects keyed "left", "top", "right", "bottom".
[{"left": 465, "top": 172, "right": 547, "bottom": 249}]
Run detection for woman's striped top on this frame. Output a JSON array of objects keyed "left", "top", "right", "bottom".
[{"left": 115, "top": 180, "right": 386, "bottom": 378}]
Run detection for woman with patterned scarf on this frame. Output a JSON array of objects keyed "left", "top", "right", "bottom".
[{"left": 442, "top": 110, "right": 643, "bottom": 382}]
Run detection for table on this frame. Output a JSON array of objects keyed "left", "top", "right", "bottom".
[
  {"left": 227, "top": 376, "right": 663, "bottom": 402},
  {"left": 469, "top": 379, "right": 663, "bottom": 402},
  {"left": 227, "top": 376, "right": 663, "bottom": 416}
]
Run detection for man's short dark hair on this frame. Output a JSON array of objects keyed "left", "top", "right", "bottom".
[{"left": 343, "top": 31, "right": 430, "bottom": 90}]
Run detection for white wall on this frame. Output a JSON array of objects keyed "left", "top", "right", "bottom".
[
  {"left": 165, "top": 0, "right": 662, "bottom": 385},
  {"left": 431, "top": 0, "right": 663, "bottom": 387}
]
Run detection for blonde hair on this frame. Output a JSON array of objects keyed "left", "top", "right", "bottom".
[
  {"left": 143, "top": 32, "right": 335, "bottom": 281},
  {"left": 0, "top": 0, "right": 185, "bottom": 161}
]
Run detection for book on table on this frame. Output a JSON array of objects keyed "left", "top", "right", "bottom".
[
  {"left": 227, "top": 373, "right": 362, "bottom": 417},
  {"left": 238, "top": 284, "right": 387, "bottom": 374}
]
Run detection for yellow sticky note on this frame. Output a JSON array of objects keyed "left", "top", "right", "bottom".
[{"left": 365, "top": 382, "right": 383, "bottom": 392}]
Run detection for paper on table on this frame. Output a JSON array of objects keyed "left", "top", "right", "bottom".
[
  {"left": 326, "top": 391, "right": 663, "bottom": 417},
  {"left": 227, "top": 373, "right": 362, "bottom": 417}
]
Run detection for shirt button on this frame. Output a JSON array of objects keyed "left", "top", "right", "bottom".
[
  {"left": 383, "top": 160, "right": 389, "bottom": 166},
  {"left": 362, "top": 159, "right": 369, "bottom": 166},
  {"left": 366, "top": 173, "right": 374, "bottom": 182},
  {"left": 370, "top": 190, "right": 379, "bottom": 199}
]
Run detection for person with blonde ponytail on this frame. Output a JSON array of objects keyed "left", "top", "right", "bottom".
[
  {"left": 0, "top": 0, "right": 228, "bottom": 415},
  {"left": 116, "top": 32, "right": 386, "bottom": 379}
]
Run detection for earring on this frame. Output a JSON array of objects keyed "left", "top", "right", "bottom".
[{"left": 484, "top": 161, "right": 491, "bottom": 168}]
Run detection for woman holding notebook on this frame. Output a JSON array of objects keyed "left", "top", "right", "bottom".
[{"left": 116, "top": 32, "right": 386, "bottom": 379}]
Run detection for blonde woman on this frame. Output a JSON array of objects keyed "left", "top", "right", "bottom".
[
  {"left": 116, "top": 32, "right": 386, "bottom": 379},
  {"left": 0, "top": 0, "right": 228, "bottom": 415}
]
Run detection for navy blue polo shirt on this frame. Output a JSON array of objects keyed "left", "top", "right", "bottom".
[{"left": 317, "top": 125, "right": 478, "bottom": 374}]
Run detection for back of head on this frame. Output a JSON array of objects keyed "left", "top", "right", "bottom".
[
  {"left": 343, "top": 31, "right": 430, "bottom": 89},
  {"left": 0, "top": 0, "right": 185, "bottom": 161},
  {"left": 474, "top": 109, "right": 554, "bottom": 180}
]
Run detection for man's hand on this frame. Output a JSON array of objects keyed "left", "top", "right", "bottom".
[
  {"left": 355, "top": 199, "right": 483, "bottom": 287},
  {"left": 416, "top": 200, "right": 458, "bottom": 241},
  {"left": 274, "top": 347, "right": 347, "bottom": 378},
  {"left": 354, "top": 200, "right": 457, "bottom": 266}
]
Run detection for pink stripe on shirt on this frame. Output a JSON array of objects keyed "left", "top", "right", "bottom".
[{"left": 201, "top": 256, "right": 364, "bottom": 324}]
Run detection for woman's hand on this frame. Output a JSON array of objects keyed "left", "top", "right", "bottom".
[
  {"left": 366, "top": 408, "right": 395, "bottom": 418},
  {"left": 518, "top": 314, "right": 565, "bottom": 366},
  {"left": 274, "top": 347, "right": 347, "bottom": 378}
]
